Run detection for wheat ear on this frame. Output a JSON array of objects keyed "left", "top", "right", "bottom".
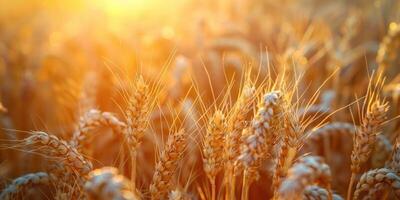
[
  {"left": 0, "top": 172, "right": 53, "bottom": 200},
  {"left": 168, "top": 189, "right": 191, "bottom": 200},
  {"left": 237, "top": 91, "right": 283, "bottom": 200},
  {"left": 25, "top": 131, "right": 93, "bottom": 176},
  {"left": 303, "top": 185, "right": 343, "bottom": 200},
  {"left": 85, "top": 167, "right": 140, "bottom": 200},
  {"left": 272, "top": 112, "right": 303, "bottom": 196},
  {"left": 149, "top": 129, "right": 187, "bottom": 200},
  {"left": 353, "top": 168, "right": 400, "bottom": 200},
  {"left": 348, "top": 99, "right": 389, "bottom": 199},
  {"left": 387, "top": 136, "right": 400, "bottom": 173},
  {"left": 377, "top": 22, "right": 400, "bottom": 73},
  {"left": 124, "top": 76, "right": 150, "bottom": 186},
  {"left": 224, "top": 84, "right": 255, "bottom": 200},
  {"left": 277, "top": 156, "right": 332, "bottom": 200},
  {"left": 203, "top": 110, "right": 226, "bottom": 200},
  {"left": 70, "top": 109, "right": 127, "bottom": 155},
  {"left": 371, "top": 134, "right": 392, "bottom": 169}
]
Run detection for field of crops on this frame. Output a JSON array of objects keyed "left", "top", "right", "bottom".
[{"left": 0, "top": 0, "right": 399, "bottom": 199}]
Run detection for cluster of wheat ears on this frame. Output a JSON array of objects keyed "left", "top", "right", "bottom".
[{"left": 1, "top": 1, "right": 400, "bottom": 200}]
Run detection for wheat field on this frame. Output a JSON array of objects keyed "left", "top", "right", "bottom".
[{"left": 0, "top": 0, "right": 400, "bottom": 199}]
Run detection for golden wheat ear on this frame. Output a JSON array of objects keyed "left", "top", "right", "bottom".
[
  {"left": 0, "top": 172, "right": 54, "bottom": 200},
  {"left": 25, "top": 131, "right": 93, "bottom": 176},
  {"left": 348, "top": 73, "right": 389, "bottom": 200},
  {"left": 224, "top": 82, "right": 256, "bottom": 200},
  {"left": 353, "top": 168, "right": 400, "bottom": 200},
  {"left": 237, "top": 91, "right": 285, "bottom": 200},
  {"left": 377, "top": 22, "right": 400, "bottom": 74},
  {"left": 123, "top": 75, "right": 152, "bottom": 187},
  {"left": 149, "top": 129, "right": 187, "bottom": 200},
  {"left": 70, "top": 109, "right": 127, "bottom": 156},
  {"left": 85, "top": 167, "right": 141, "bottom": 200},
  {"left": 168, "top": 189, "right": 192, "bottom": 200},
  {"left": 277, "top": 156, "right": 332, "bottom": 200},
  {"left": 303, "top": 185, "right": 343, "bottom": 200},
  {"left": 202, "top": 110, "right": 225, "bottom": 200}
]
